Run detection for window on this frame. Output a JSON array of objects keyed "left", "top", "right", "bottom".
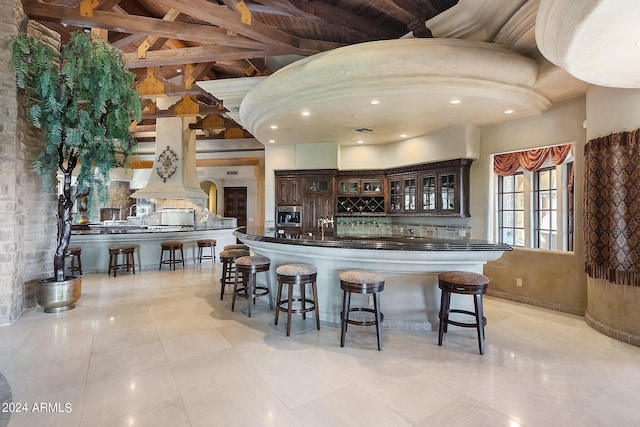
[
  {"left": 498, "top": 172, "right": 524, "bottom": 246},
  {"left": 494, "top": 146, "right": 573, "bottom": 251},
  {"left": 534, "top": 167, "right": 557, "bottom": 250}
]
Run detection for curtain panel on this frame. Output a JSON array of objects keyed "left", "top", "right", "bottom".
[
  {"left": 493, "top": 144, "right": 573, "bottom": 176},
  {"left": 584, "top": 129, "right": 640, "bottom": 286}
]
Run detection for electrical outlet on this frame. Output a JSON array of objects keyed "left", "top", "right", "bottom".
[
  {"left": 368, "top": 295, "right": 373, "bottom": 305},
  {"left": 516, "top": 278, "right": 523, "bottom": 287}
]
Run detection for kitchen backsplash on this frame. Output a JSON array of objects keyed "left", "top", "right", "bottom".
[{"left": 335, "top": 217, "right": 472, "bottom": 239}]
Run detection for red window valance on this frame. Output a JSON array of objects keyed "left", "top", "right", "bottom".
[{"left": 493, "top": 144, "right": 573, "bottom": 176}]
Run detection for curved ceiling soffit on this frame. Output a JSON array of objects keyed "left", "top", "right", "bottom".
[
  {"left": 240, "top": 38, "right": 551, "bottom": 145},
  {"left": 536, "top": 0, "right": 640, "bottom": 88}
]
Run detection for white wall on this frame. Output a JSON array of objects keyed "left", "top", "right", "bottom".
[
  {"left": 339, "top": 125, "right": 480, "bottom": 169},
  {"left": 264, "top": 143, "right": 338, "bottom": 226},
  {"left": 586, "top": 87, "right": 640, "bottom": 139}
]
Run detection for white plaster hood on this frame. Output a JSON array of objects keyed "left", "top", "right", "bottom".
[{"left": 130, "top": 116, "right": 207, "bottom": 203}]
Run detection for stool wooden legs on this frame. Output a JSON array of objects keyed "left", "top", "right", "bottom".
[
  {"left": 438, "top": 286, "right": 487, "bottom": 355},
  {"left": 108, "top": 249, "right": 135, "bottom": 277},
  {"left": 340, "top": 289, "right": 383, "bottom": 351},
  {"left": 232, "top": 266, "right": 272, "bottom": 318},
  {"left": 275, "top": 274, "right": 320, "bottom": 336}
]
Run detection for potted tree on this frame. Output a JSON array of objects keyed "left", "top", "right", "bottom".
[{"left": 9, "top": 28, "right": 142, "bottom": 312}]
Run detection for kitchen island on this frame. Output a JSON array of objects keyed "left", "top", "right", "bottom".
[
  {"left": 235, "top": 227, "right": 511, "bottom": 330},
  {"left": 71, "top": 221, "right": 238, "bottom": 274}
]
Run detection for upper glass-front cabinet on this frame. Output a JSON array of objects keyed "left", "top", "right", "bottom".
[{"left": 306, "top": 177, "right": 332, "bottom": 194}]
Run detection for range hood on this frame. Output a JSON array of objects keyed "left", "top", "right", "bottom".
[{"left": 130, "top": 116, "right": 207, "bottom": 203}]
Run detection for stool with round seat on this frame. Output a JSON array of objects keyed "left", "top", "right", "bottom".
[
  {"left": 339, "top": 270, "right": 385, "bottom": 351},
  {"left": 108, "top": 244, "right": 136, "bottom": 277},
  {"left": 275, "top": 263, "right": 320, "bottom": 336},
  {"left": 232, "top": 255, "right": 273, "bottom": 317},
  {"left": 196, "top": 239, "right": 217, "bottom": 264},
  {"left": 219, "top": 248, "right": 250, "bottom": 300},
  {"left": 224, "top": 244, "right": 250, "bottom": 251},
  {"left": 438, "top": 271, "right": 490, "bottom": 355},
  {"left": 66, "top": 246, "right": 83, "bottom": 276},
  {"left": 159, "top": 241, "right": 184, "bottom": 270}
]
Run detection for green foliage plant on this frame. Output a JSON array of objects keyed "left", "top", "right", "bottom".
[{"left": 10, "top": 30, "right": 142, "bottom": 282}]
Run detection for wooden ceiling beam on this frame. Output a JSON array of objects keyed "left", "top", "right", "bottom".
[
  {"left": 154, "top": 0, "right": 301, "bottom": 48},
  {"left": 124, "top": 45, "right": 296, "bottom": 69},
  {"left": 23, "top": 0, "right": 271, "bottom": 49},
  {"left": 96, "top": 0, "right": 122, "bottom": 11}
]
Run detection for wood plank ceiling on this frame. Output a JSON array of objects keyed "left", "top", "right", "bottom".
[{"left": 22, "top": 0, "right": 459, "bottom": 142}]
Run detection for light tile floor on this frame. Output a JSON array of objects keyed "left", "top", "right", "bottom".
[{"left": 1, "top": 263, "right": 639, "bottom": 427}]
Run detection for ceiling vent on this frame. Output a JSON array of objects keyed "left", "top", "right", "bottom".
[
  {"left": 353, "top": 127, "right": 374, "bottom": 133},
  {"left": 226, "top": 170, "right": 239, "bottom": 176}
]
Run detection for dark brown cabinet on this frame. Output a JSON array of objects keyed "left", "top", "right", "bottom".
[
  {"left": 388, "top": 174, "right": 417, "bottom": 213},
  {"left": 336, "top": 174, "right": 386, "bottom": 216},
  {"left": 388, "top": 159, "right": 471, "bottom": 217},
  {"left": 276, "top": 170, "right": 336, "bottom": 232},
  {"left": 275, "top": 160, "right": 471, "bottom": 222},
  {"left": 303, "top": 196, "right": 334, "bottom": 234},
  {"left": 275, "top": 177, "right": 302, "bottom": 206}
]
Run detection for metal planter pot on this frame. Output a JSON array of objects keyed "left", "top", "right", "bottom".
[{"left": 37, "top": 276, "right": 82, "bottom": 313}]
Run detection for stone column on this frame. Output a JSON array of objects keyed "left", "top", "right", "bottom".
[{"left": 0, "top": 3, "right": 58, "bottom": 324}]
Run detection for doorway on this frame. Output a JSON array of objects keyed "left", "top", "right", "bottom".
[{"left": 224, "top": 187, "right": 247, "bottom": 227}]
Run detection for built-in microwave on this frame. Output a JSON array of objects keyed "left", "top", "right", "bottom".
[{"left": 276, "top": 206, "right": 302, "bottom": 227}]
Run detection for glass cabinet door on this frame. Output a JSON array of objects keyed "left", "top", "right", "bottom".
[
  {"left": 307, "top": 177, "right": 331, "bottom": 193},
  {"left": 362, "top": 179, "right": 383, "bottom": 194},
  {"left": 389, "top": 178, "right": 402, "bottom": 211},
  {"left": 338, "top": 180, "right": 359, "bottom": 194},
  {"left": 403, "top": 177, "right": 417, "bottom": 211},
  {"left": 421, "top": 175, "right": 436, "bottom": 211},
  {"left": 440, "top": 172, "right": 457, "bottom": 211}
]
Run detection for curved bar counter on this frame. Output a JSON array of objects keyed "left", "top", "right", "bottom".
[
  {"left": 71, "top": 226, "right": 238, "bottom": 274},
  {"left": 235, "top": 227, "right": 511, "bottom": 330}
]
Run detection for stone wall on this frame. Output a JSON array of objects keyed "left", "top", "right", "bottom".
[{"left": 0, "top": 9, "right": 58, "bottom": 325}]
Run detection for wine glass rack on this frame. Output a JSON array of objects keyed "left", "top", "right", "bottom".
[{"left": 337, "top": 196, "right": 385, "bottom": 215}]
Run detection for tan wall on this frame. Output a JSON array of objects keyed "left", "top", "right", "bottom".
[{"left": 484, "top": 249, "right": 586, "bottom": 315}]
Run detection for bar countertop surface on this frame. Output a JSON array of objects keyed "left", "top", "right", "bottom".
[{"left": 234, "top": 227, "right": 512, "bottom": 252}]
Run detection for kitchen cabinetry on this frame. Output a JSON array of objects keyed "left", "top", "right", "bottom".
[
  {"left": 276, "top": 170, "right": 336, "bottom": 233},
  {"left": 336, "top": 174, "right": 386, "bottom": 215},
  {"left": 388, "top": 174, "right": 417, "bottom": 214},
  {"left": 387, "top": 159, "right": 471, "bottom": 217},
  {"left": 275, "top": 177, "right": 302, "bottom": 206}
]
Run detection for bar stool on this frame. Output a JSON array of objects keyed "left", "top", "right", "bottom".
[
  {"left": 66, "top": 246, "right": 82, "bottom": 276},
  {"left": 232, "top": 255, "right": 273, "bottom": 317},
  {"left": 275, "top": 263, "right": 320, "bottom": 336},
  {"left": 224, "top": 244, "right": 250, "bottom": 251},
  {"left": 108, "top": 244, "right": 136, "bottom": 277},
  {"left": 339, "top": 270, "right": 385, "bottom": 351},
  {"left": 196, "top": 239, "right": 217, "bottom": 264},
  {"left": 219, "top": 248, "right": 250, "bottom": 300},
  {"left": 438, "top": 271, "right": 490, "bottom": 355},
  {"left": 159, "top": 241, "right": 184, "bottom": 270}
]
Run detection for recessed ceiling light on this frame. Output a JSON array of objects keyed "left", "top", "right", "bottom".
[
  {"left": 450, "top": 99, "right": 461, "bottom": 104},
  {"left": 636, "top": 40, "right": 640, "bottom": 46},
  {"left": 270, "top": 125, "right": 278, "bottom": 129},
  {"left": 504, "top": 109, "right": 514, "bottom": 114},
  {"left": 176, "top": 68, "right": 182, "bottom": 73},
  {"left": 357, "top": 140, "right": 364, "bottom": 144},
  {"left": 370, "top": 100, "right": 380, "bottom": 105},
  {"left": 268, "top": 139, "right": 275, "bottom": 143},
  {"left": 400, "top": 134, "right": 408, "bottom": 138},
  {"left": 301, "top": 111, "right": 310, "bottom": 116}
]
